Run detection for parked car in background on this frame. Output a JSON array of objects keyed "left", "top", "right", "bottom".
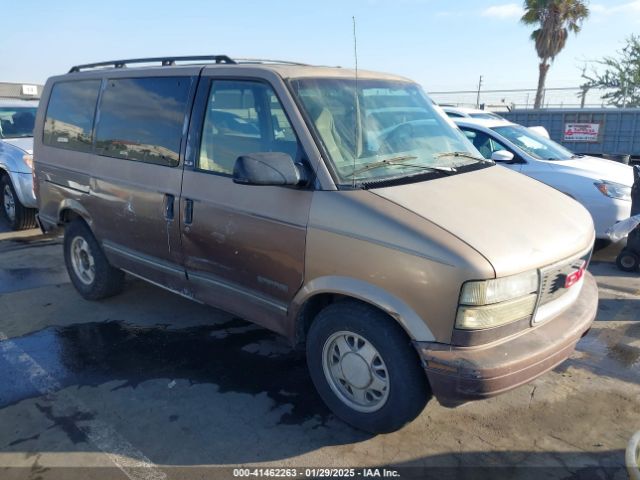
[
  {"left": 35, "top": 56, "right": 597, "bottom": 433},
  {"left": 0, "top": 98, "right": 38, "bottom": 229},
  {"left": 455, "top": 117, "right": 634, "bottom": 240},
  {"left": 441, "top": 106, "right": 505, "bottom": 120},
  {"left": 527, "top": 125, "right": 550, "bottom": 139}
]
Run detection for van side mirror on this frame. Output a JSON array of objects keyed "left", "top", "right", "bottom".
[
  {"left": 491, "top": 150, "right": 515, "bottom": 163},
  {"left": 233, "top": 152, "right": 308, "bottom": 187}
]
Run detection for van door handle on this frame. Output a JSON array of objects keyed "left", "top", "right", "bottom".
[
  {"left": 184, "top": 199, "right": 194, "bottom": 225},
  {"left": 163, "top": 194, "right": 175, "bottom": 220}
]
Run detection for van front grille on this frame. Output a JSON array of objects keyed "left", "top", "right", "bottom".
[{"left": 538, "top": 251, "right": 592, "bottom": 306}]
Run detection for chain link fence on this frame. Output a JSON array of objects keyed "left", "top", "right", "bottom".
[{"left": 429, "top": 86, "right": 616, "bottom": 111}]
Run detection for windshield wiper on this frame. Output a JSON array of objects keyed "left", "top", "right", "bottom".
[
  {"left": 346, "top": 155, "right": 420, "bottom": 177},
  {"left": 436, "top": 151, "right": 491, "bottom": 163},
  {"left": 347, "top": 155, "right": 461, "bottom": 179}
]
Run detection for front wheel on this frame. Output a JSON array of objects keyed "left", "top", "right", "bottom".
[
  {"left": 1, "top": 176, "right": 36, "bottom": 230},
  {"left": 306, "top": 301, "right": 430, "bottom": 433},
  {"left": 617, "top": 249, "right": 640, "bottom": 273}
]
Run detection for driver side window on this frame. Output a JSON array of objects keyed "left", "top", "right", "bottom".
[{"left": 198, "top": 80, "right": 302, "bottom": 175}]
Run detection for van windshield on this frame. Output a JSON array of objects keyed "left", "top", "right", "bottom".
[
  {"left": 0, "top": 107, "right": 37, "bottom": 139},
  {"left": 289, "top": 78, "right": 487, "bottom": 186},
  {"left": 492, "top": 124, "right": 574, "bottom": 161}
]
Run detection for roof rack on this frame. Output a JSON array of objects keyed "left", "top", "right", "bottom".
[
  {"left": 68, "top": 55, "right": 236, "bottom": 73},
  {"left": 68, "top": 56, "right": 312, "bottom": 73},
  {"left": 234, "top": 58, "right": 310, "bottom": 66}
]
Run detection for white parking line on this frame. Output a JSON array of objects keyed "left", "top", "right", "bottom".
[{"left": 0, "top": 331, "right": 167, "bottom": 480}]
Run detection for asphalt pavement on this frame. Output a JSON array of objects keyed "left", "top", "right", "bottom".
[{"left": 0, "top": 219, "right": 638, "bottom": 480}]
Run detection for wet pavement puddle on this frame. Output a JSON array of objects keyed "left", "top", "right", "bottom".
[
  {"left": 559, "top": 322, "right": 640, "bottom": 383},
  {"left": 1, "top": 319, "right": 637, "bottom": 429},
  {"left": 0, "top": 319, "right": 330, "bottom": 426},
  {"left": 0, "top": 267, "right": 69, "bottom": 294}
]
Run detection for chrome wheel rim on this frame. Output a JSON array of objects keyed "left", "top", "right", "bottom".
[
  {"left": 3, "top": 184, "right": 15, "bottom": 222},
  {"left": 322, "top": 331, "right": 390, "bottom": 413},
  {"left": 70, "top": 236, "right": 95, "bottom": 285}
]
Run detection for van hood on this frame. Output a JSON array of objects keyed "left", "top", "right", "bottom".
[
  {"left": 549, "top": 156, "right": 634, "bottom": 186},
  {"left": 371, "top": 165, "right": 595, "bottom": 277},
  {"left": 1, "top": 137, "right": 33, "bottom": 154}
]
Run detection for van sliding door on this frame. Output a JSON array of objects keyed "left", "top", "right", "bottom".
[{"left": 90, "top": 72, "right": 199, "bottom": 292}]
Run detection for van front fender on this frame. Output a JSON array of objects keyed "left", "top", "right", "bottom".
[{"left": 290, "top": 275, "right": 436, "bottom": 342}]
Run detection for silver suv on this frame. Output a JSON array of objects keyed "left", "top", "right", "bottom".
[{"left": 0, "top": 98, "right": 38, "bottom": 229}]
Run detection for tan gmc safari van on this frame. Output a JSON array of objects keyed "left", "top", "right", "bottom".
[{"left": 33, "top": 56, "right": 598, "bottom": 433}]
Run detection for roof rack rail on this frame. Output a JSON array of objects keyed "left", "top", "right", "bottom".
[
  {"left": 234, "top": 58, "right": 310, "bottom": 66},
  {"left": 68, "top": 55, "right": 236, "bottom": 73}
]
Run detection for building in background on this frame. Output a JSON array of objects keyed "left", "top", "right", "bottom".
[{"left": 0, "top": 82, "right": 42, "bottom": 100}]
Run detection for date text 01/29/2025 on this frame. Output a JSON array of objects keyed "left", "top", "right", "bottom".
[{"left": 232, "top": 468, "right": 401, "bottom": 478}]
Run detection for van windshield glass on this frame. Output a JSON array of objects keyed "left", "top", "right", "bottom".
[
  {"left": 289, "top": 78, "right": 486, "bottom": 186},
  {"left": 0, "top": 107, "right": 37, "bottom": 139},
  {"left": 492, "top": 125, "right": 574, "bottom": 161}
]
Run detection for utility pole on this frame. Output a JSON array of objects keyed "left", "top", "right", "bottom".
[
  {"left": 580, "top": 86, "right": 588, "bottom": 108},
  {"left": 476, "top": 75, "right": 483, "bottom": 109}
]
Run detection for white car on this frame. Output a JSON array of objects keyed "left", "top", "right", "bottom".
[
  {"left": 454, "top": 118, "right": 634, "bottom": 240},
  {"left": 441, "top": 106, "right": 505, "bottom": 120},
  {"left": 0, "top": 99, "right": 38, "bottom": 230}
]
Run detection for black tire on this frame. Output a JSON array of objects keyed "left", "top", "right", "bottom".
[
  {"left": 616, "top": 249, "right": 640, "bottom": 273},
  {"left": 306, "top": 300, "right": 430, "bottom": 433},
  {"left": 1, "top": 175, "right": 37, "bottom": 230},
  {"left": 593, "top": 239, "right": 612, "bottom": 252},
  {"left": 64, "top": 219, "right": 125, "bottom": 300}
]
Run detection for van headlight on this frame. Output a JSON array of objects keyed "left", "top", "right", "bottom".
[
  {"left": 594, "top": 181, "right": 631, "bottom": 201},
  {"left": 456, "top": 270, "right": 539, "bottom": 330}
]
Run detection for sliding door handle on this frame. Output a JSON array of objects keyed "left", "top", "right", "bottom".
[
  {"left": 184, "top": 199, "right": 194, "bottom": 225},
  {"left": 163, "top": 194, "right": 175, "bottom": 220}
]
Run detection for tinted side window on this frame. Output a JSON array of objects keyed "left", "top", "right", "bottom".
[
  {"left": 95, "top": 77, "right": 191, "bottom": 167},
  {"left": 198, "top": 80, "right": 302, "bottom": 175},
  {"left": 44, "top": 80, "right": 101, "bottom": 152}
]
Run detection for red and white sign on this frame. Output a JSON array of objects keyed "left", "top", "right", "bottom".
[{"left": 564, "top": 123, "right": 600, "bottom": 142}]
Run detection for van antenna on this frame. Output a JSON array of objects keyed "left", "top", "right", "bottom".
[{"left": 352, "top": 15, "right": 361, "bottom": 188}]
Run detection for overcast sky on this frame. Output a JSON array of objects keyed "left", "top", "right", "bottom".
[{"left": 2, "top": 0, "right": 639, "bottom": 92}]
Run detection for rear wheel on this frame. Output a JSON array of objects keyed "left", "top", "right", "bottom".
[
  {"left": 616, "top": 249, "right": 640, "bottom": 273},
  {"left": 306, "top": 301, "right": 430, "bottom": 433},
  {"left": 1, "top": 176, "right": 36, "bottom": 230},
  {"left": 64, "top": 219, "right": 125, "bottom": 300}
]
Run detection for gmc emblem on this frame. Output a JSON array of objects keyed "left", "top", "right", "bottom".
[{"left": 564, "top": 262, "right": 586, "bottom": 289}]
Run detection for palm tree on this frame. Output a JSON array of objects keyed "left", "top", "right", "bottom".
[{"left": 521, "top": 0, "right": 589, "bottom": 109}]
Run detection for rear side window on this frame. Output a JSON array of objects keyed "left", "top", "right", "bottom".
[
  {"left": 44, "top": 80, "right": 101, "bottom": 152},
  {"left": 95, "top": 77, "right": 191, "bottom": 167}
]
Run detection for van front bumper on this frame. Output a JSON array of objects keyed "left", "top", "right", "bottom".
[{"left": 416, "top": 271, "right": 598, "bottom": 407}]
